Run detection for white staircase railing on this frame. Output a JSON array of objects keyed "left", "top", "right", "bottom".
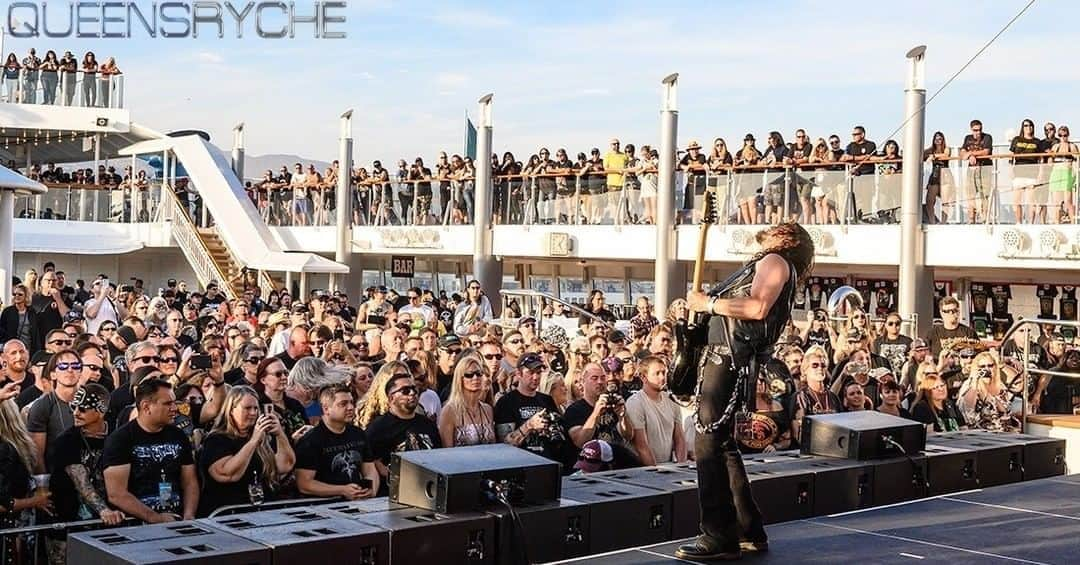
[{"left": 162, "top": 189, "right": 237, "bottom": 300}]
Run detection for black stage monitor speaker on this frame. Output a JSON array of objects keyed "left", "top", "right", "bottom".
[
  {"left": 801, "top": 411, "right": 926, "bottom": 460},
  {"left": 67, "top": 521, "right": 270, "bottom": 564},
  {"left": 486, "top": 498, "right": 591, "bottom": 564},
  {"left": 202, "top": 506, "right": 390, "bottom": 565},
  {"left": 390, "top": 444, "right": 561, "bottom": 513},
  {"left": 746, "top": 463, "right": 815, "bottom": 524},
  {"left": 561, "top": 475, "right": 673, "bottom": 553},
  {"left": 355, "top": 507, "right": 496, "bottom": 565},
  {"left": 592, "top": 465, "right": 700, "bottom": 539}
]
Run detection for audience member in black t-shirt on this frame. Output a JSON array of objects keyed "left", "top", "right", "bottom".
[
  {"left": 923, "top": 297, "right": 977, "bottom": 356},
  {"left": 102, "top": 378, "right": 198, "bottom": 522},
  {"left": 494, "top": 353, "right": 571, "bottom": 467},
  {"left": 366, "top": 374, "right": 441, "bottom": 495},
  {"left": 562, "top": 363, "right": 637, "bottom": 468},
  {"left": 197, "top": 386, "right": 295, "bottom": 517},
  {"left": 841, "top": 125, "right": 877, "bottom": 175},
  {"left": 48, "top": 384, "right": 123, "bottom": 525},
  {"left": 30, "top": 271, "right": 69, "bottom": 347},
  {"left": 295, "top": 385, "right": 379, "bottom": 499}
]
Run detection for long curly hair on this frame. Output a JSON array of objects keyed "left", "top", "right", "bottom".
[
  {"left": 356, "top": 360, "right": 410, "bottom": 428},
  {"left": 751, "top": 222, "right": 815, "bottom": 285}
]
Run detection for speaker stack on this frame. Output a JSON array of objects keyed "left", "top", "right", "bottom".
[{"left": 68, "top": 423, "right": 1067, "bottom": 564}]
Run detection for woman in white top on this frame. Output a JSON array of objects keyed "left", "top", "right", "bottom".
[{"left": 437, "top": 354, "right": 495, "bottom": 447}]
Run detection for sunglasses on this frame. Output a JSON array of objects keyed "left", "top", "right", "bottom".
[
  {"left": 977, "top": 364, "right": 995, "bottom": 370},
  {"left": 886, "top": 322, "right": 900, "bottom": 327},
  {"left": 82, "top": 363, "right": 102, "bottom": 371},
  {"left": 49, "top": 339, "right": 74, "bottom": 346},
  {"left": 807, "top": 362, "right": 824, "bottom": 369},
  {"left": 159, "top": 357, "right": 179, "bottom": 364},
  {"left": 391, "top": 385, "right": 418, "bottom": 397},
  {"left": 311, "top": 340, "right": 326, "bottom": 347},
  {"left": 463, "top": 370, "right": 484, "bottom": 379},
  {"left": 55, "top": 361, "right": 82, "bottom": 371},
  {"left": 245, "top": 356, "right": 265, "bottom": 364},
  {"left": 133, "top": 355, "right": 161, "bottom": 364},
  {"left": 392, "top": 372, "right": 411, "bottom": 379},
  {"left": 266, "top": 369, "right": 289, "bottom": 378},
  {"left": 483, "top": 353, "right": 503, "bottom": 361},
  {"left": 941, "top": 309, "right": 959, "bottom": 314}
]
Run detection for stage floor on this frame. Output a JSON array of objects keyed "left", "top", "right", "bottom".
[{"left": 553, "top": 474, "right": 1080, "bottom": 564}]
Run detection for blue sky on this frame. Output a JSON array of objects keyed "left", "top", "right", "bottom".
[{"left": 5, "top": 0, "right": 1077, "bottom": 163}]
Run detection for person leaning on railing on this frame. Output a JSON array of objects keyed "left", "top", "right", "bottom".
[
  {"left": 2, "top": 54, "right": 20, "bottom": 103},
  {"left": 1047, "top": 125, "right": 1078, "bottom": 223}
]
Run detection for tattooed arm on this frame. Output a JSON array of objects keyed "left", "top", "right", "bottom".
[{"left": 66, "top": 464, "right": 125, "bottom": 525}]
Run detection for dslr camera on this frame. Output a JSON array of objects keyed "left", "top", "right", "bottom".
[{"left": 602, "top": 381, "right": 623, "bottom": 411}]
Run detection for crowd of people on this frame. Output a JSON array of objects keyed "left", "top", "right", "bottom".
[
  {"left": 3, "top": 49, "right": 120, "bottom": 107},
  {"left": 239, "top": 118, "right": 1077, "bottom": 230},
  {"left": 0, "top": 259, "right": 1077, "bottom": 562}
]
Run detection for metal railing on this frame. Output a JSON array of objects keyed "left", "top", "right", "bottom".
[
  {"left": 162, "top": 188, "right": 237, "bottom": 300},
  {"left": 998, "top": 318, "right": 1080, "bottom": 431},
  {"left": 2, "top": 69, "right": 125, "bottom": 109},
  {"left": 14, "top": 182, "right": 161, "bottom": 223}
]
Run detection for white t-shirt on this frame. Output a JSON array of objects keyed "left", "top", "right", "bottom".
[
  {"left": 83, "top": 297, "right": 118, "bottom": 334},
  {"left": 625, "top": 389, "right": 680, "bottom": 464},
  {"left": 399, "top": 304, "right": 435, "bottom": 324}
]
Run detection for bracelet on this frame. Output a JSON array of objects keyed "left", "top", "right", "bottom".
[{"left": 707, "top": 296, "right": 720, "bottom": 315}]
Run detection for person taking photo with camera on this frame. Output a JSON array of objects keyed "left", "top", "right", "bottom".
[{"left": 563, "top": 362, "right": 637, "bottom": 468}]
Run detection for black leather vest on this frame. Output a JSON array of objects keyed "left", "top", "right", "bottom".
[{"left": 706, "top": 256, "right": 797, "bottom": 362}]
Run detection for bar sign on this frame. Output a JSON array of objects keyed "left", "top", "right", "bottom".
[{"left": 391, "top": 256, "right": 415, "bottom": 278}]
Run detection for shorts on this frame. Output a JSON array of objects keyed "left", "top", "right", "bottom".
[
  {"left": 765, "top": 185, "right": 785, "bottom": 207},
  {"left": 1050, "top": 164, "right": 1075, "bottom": 193},
  {"left": 292, "top": 198, "right": 311, "bottom": 215}
]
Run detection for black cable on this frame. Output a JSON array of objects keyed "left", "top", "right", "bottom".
[
  {"left": 883, "top": 436, "right": 930, "bottom": 490},
  {"left": 496, "top": 492, "right": 532, "bottom": 565}
]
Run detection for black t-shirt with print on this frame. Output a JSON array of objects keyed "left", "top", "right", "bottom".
[
  {"left": 49, "top": 427, "right": 106, "bottom": 521},
  {"left": 853, "top": 279, "right": 872, "bottom": 308},
  {"left": 1037, "top": 284, "right": 1058, "bottom": 320},
  {"left": 197, "top": 433, "right": 275, "bottom": 517},
  {"left": 873, "top": 280, "right": 897, "bottom": 317},
  {"left": 365, "top": 413, "right": 440, "bottom": 471},
  {"left": 1010, "top": 136, "right": 1043, "bottom": 165},
  {"left": 846, "top": 140, "right": 877, "bottom": 174},
  {"left": 924, "top": 324, "right": 978, "bottom": 357},
  {"left": 969, "top": 282, "right": 990, "bottom": 314},
  {"left": 564, "top": 399, "right": 628, "bottom": 451},
  {"left": 874, "top": 335, "right": 913, "bottom": 374},
  {"left": 493, "top": 390, "right": 566, "bottom": 462},
  {"left": 962, "top": 133, "right": 994, "bottom": 166},
  {"left": 295, "top": 422, "right": 373, "bottom": 486},
  {"left": 101, "top": 420, "right": 194, "bottom": 514},
  {"left": 933, "top": 281, "right": 949, "bottom": 318},
  {"left": 989, "top": 284, "right": 1011, "bottom": 317},
  {"left": 1061, "top": 286, "right": 1078, "bottom": 321}
]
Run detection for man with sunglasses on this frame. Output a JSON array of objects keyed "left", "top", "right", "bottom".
[
  {"left": 83, "top": 278, "right": 119, "bottom": 335},
  {"left": 32, "top": 270, "right": 71, "bottom": 346},
  {"left": 366, "top": 372, "right": 441, "bottom": 495},
  {"left": 924, "top": 296, "right": 976, "bottom": 357},
  {"left": 1, "top": 285, "right": 42, "bottom": 354},
  {"left": 295, "top": 384, "right": 380, "bottom": 501},
  {"left": 29, "top": 350, "right": 84, "bottom": 475},
  {"left": 873, "top": 312, "right": 913, "bottom": 374},
  {"left": 44, "top": 329, "right": 74, "bottom": 354}
]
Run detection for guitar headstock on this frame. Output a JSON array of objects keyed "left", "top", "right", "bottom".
[{"left": 699, "top": 188, "right": 720, "bottom": 226}]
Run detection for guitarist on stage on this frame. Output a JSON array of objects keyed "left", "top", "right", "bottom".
[{"left": 677, "top": 222, "right": 815, "bottom": 561}]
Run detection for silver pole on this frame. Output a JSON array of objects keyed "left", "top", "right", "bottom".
[
  {"left": 332, "top": 110, "right": 354, "bottom": 291},
  {"left": 898, "top": 46, "right": 932, "bottom": 337},
  {"left": 472, "top": 94, "right": 502, "bottom": 314},
  {"left": 655, "top": 73, "right": 679, "bottom": 318},
  {"left": 231, "top": 122, "right": 245, "bottom": 181},
  {"left": 0, "top": 190, "right": 14, "bottom": 304}
]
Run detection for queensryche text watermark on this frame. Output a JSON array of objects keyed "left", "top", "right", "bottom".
[{"left": 7, "top": 2, "right": 348, "bottom": 39}]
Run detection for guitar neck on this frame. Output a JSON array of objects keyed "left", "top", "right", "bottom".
[{"left": 691, "top": 223, "right": 708, "bottom": 293}]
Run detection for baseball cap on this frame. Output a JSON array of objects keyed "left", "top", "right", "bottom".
[
  {"left": 115, "top": 326, "right": 138, "bottom": 346},
  {"left": 30, "top": 351, "right": 52, "bottom": 368},
  {"left": 167, "top": 278, "right": 177, "bottom": 287},
  {"left": 517, "top": 316, "right": 537, "bottom": 327},
  {"left": 517, "top": 352, "right": 545, "bottom": 371},
  {"left": 291, "top": 303, "right": 309, "bottom": 314},
  {"left": 574, "top": 439, "right": 614, "bottom": 473},
  {"left": 437, "top": 335, "right": 462, "bottom": 350},
  {"left": 65, "top": 310, "right": 84, "bottom": 322},
  {"left": 911, "top": 338, "right": 929, "bottom": 350},
  {"left": 601, "top": 356, "right": 624, "bottom": 374},
  {"left": 607, "top": 329, "right": 628, "bottom": 345},
  {"left": 540, "top": 325, "right": 569, "bottom": 350},
  {"left": 375, "top": 285, "right": 388, "bottom": 293},
  {"left": 71, "top": 383, "right": 110, "bottom": 413}
]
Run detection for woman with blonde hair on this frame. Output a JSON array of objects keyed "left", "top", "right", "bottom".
[
  {"left": 438, "top": 354, "right": 496, "bottom": 447},
  {"left": 197, "top": 386, "right": 295, "bottom": 516},
  {"left": 22, "top": 269, "right": 38, "bottom": 297},
  {"left": 0, "top": 394, "right": 52, "bottom": 544},
  {"left": 540, "top": 371, "right": 570, "bottom": 413},
  {"left": 666, "top": 298, "right": 689, "bottom": 325},
  {"left": 356, "top": 360, "right": 411, "bottom": 429},
  {"left": 957, "top": 352, "right": 1018, "bottom": 432},
  {"left": 911, "top": 371, "right": 966, "bottom": 433}
]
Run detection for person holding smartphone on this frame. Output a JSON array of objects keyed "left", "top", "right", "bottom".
[
  {"left": 294, "top": 384, "right": 379, "bottom": 500},
  {"left": 196, "top": 386, "right": 295, "bottom": 516}
]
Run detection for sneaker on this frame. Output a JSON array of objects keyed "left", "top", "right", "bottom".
[
  {"left": 674, "top": 537, "right": 741, "bottom": 561},
  {"left": 739, "top": 540, "right": 769, "bottom": 553}
]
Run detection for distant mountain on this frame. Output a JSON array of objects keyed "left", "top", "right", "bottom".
[{"left": 209, "top": 144, "right": 332, "bottom": 181}]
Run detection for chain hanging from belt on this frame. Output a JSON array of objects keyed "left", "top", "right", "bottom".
[{"left": 693, "top": 344, "right": 748, "bottom": 434}]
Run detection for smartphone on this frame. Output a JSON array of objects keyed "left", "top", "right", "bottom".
[
  {"left": 190, "top": 353, "right": 212, "bottom": 370},
  {"left": 357, "top": 478, "right": 373, "bottom": 490},
  {"left": 262, "top": 404, "right": 274, "bottom": 417},
  {"left": 333, "top": 329, "right": 344, "bottom": 340}
]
